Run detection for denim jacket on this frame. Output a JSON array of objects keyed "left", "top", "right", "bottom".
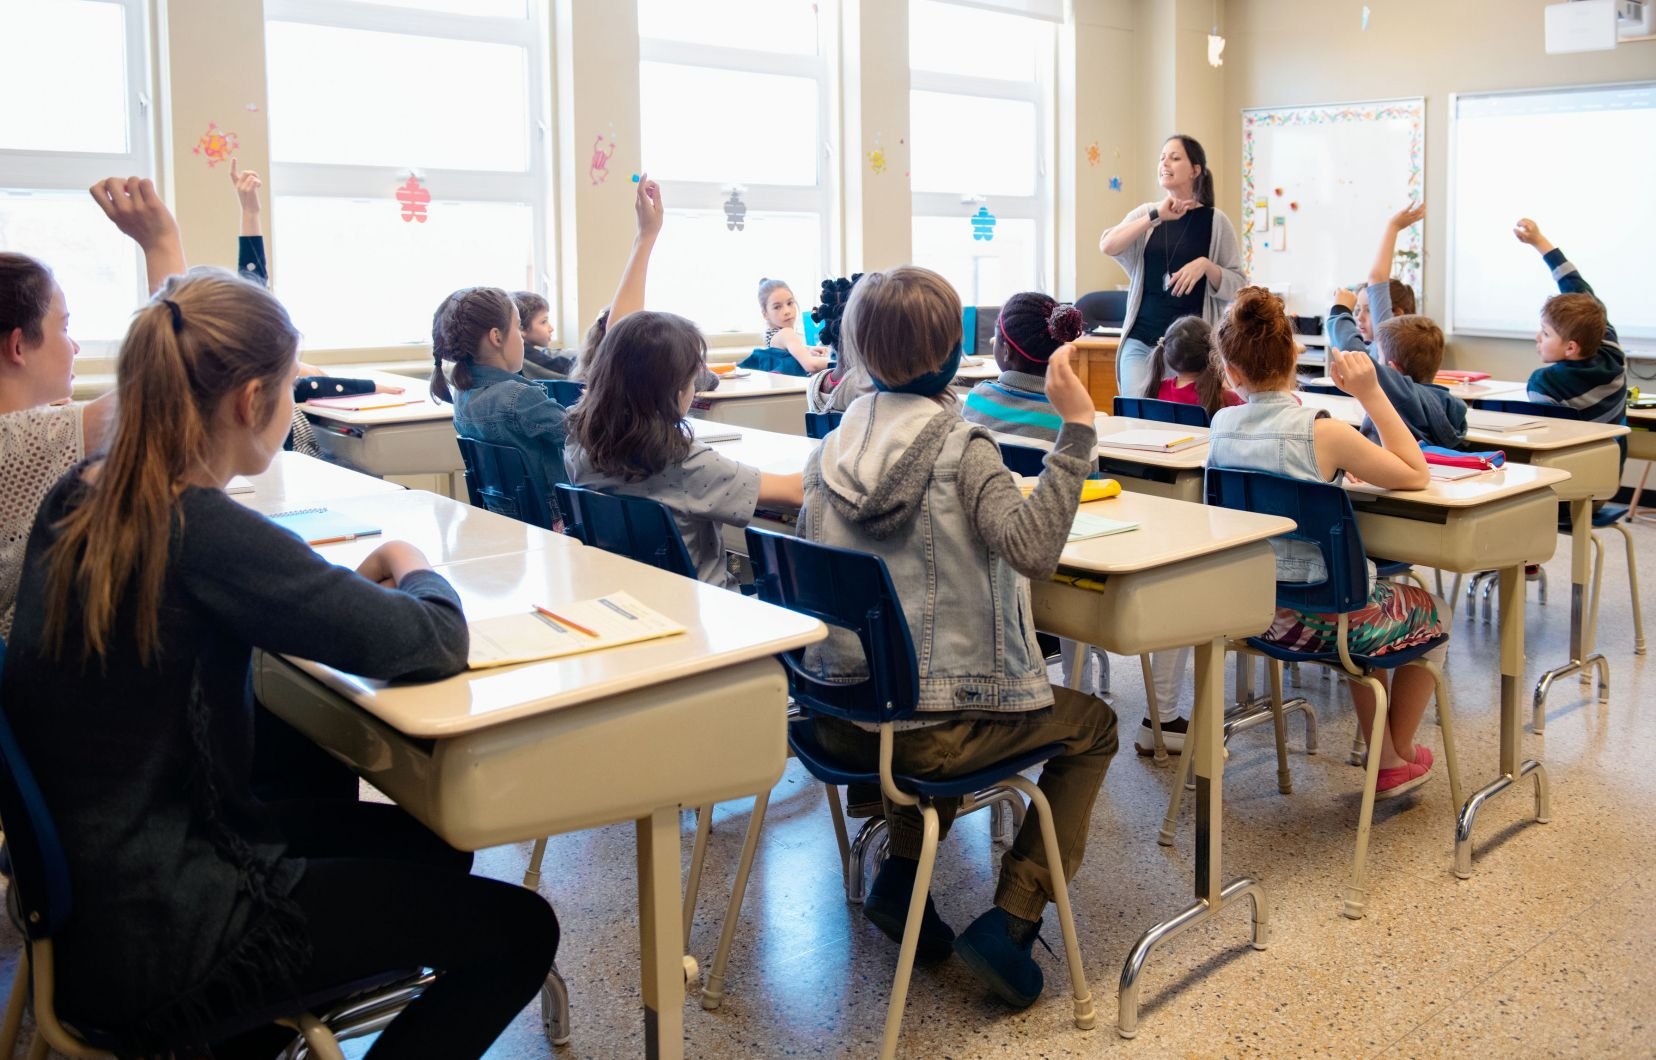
[{"left": 452, "top": 364, "right": 570, "bottom": 520}]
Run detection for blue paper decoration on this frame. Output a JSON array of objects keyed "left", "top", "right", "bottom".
[{"left": 970, "top": 206, "right": 997, "bottom": 242}]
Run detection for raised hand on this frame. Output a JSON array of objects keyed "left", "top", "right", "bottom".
[
  {"left": 1387, "top": 200, "right": 1425, "bottom": 231},
  {"left": 634, "top": 173, "right": 663, "bottom": 240},
  {"left": 1332, "top": 287, "right": 1358, "bottom": 311},
  {"left": 1329, "top": 348, "right": 1381, "bottom": 402},
  {"left": 1045, "top": 344, "right": 1096, "bottom": 425}
]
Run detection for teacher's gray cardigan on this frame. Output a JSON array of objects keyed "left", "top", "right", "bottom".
[{"left": 1103, "top": 202, "right": 1246, "bottom": 340}]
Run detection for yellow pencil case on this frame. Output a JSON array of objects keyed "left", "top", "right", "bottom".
[{"left": 1018, "top": 476, "right": 1122, "bottom": 501}]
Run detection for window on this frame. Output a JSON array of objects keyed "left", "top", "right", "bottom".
[
  {"left": 637, "top": 0, "right": 835, "bottom": 335},
  {"left": 908, "top": 0, "right": 1053, "bottom": 309},
  {"left": 264, "top": 0, "right": 551, "bottom": 350},
  {"left": 0, "top": 0, "right": 153, "bottom": 351}
]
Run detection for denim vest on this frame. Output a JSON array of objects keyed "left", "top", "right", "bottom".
[
  {"left": 452, "top": 364, "right": 570, "bottom": 519},
  {"left": 799, "top": 396, "right": 1051, "bottom": 723},
  {"left": 1208, "top": 391, "right": 1374, "bottom": 590}
]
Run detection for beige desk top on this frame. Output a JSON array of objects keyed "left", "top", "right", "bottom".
[
  {"left": 692, "top": 421, "right": 821, "bottom": 476},
  {"left": 296, "top": 489, "right": 574, "bottom": 569},
  {"left": 288, "top": 546, "right": 825, "bottom": 738},
  {"left": 697, "top": 371, "right": 811, "bottom": 401},
  {"left": 1629, "top": 407, "right": 1656, "bottom": 428},
  {"left": 991, "top": 417, "right": 1212, "bottom": 472},
  {"left": 1344, "top": 462, "right": 1572, "bottom": 509},
  {"left": 952, "top": 357, "right": 998, "bottom": 383},
  {"left": 301, "top": 370, "right": 456, "bottom": 426},
  {"left": 238, "top": 451, "right": 405, "bottom": 511},
  {"left": 1295, "top": 389, "right": 1630, "bottom": 451},
  {"left": 1056, "top": 491, "right": 1294, "bottom": 575}
]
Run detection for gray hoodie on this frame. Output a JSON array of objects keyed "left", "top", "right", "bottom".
[{"left": 800, "top": 391, "right": 1097, "bottom": 725}]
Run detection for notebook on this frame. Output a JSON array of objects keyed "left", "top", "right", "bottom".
[
  {"left": 270, "top": 507, "right": 382, "bottom": 545},
  {"left": 689, "top": 419, "right": 741, "bottom": 444},
  {"left": 1466, "top": 410, "right": 1545, "bottom": 432},
  {"left": 467, "top": 591, "right": 688, "bottom": 669},
  {"left": 1428, "top": 464, "right": 1487, "bottom": 482},
  {"left": 304, "top": 392, "right": 423, "bottom": 411},
  {"left": 226, "top": 476, "right": 254, "bottom": 495},
  {"left": 1098, "top": 428, "right": 1204, "bottom": 453},
  {"left": 1068, "top": 512, "right": 1139, "bottom": 541}
]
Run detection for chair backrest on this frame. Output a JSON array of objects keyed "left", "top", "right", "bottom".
[
  {"left": 455, "top": 436, "right": 558, "bottom": 530},
  {"left": 804, "top": 410, "right": 843, "bottom": 439},
  {"left": 536, "top": 379, "right": 586, "bottom": 408},
  {"left": 744, "top": 528, "right": 919, "bottom": 724},
  {"left": 1113, "top": 395, "right": 1210, "bottom": 428},
  {"left": 1076, "top": 290, "right": 1128, "bottom": 329},
  {"left": 1204, "top": 467, "right": 1370, "bottom": 615},
  {"left": 0, "top": 640, "right": 73, "bottom": 940},
  {"left": 998, "top": 440, "right": 1048, "bottom": 477},
  {"left": 555, "top": 483, "right": 696, "bottom": 578},
  {"left": 1471, "top": 397, "right": 1586, "bottom": 421}
]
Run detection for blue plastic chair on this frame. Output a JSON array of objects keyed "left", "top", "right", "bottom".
[
  {"left": 554, "top": 484, "right": 695, "bottom": 578},
  {"left": 1184, "top": 468, "right": 1463, "bottom": 920},
  {"left": 0, "top": 640, "right": 437, "bottom": 1059},
  {"left": 701, "top": 530, "right": 1095, "bottom": 1057},
  {"left": 536, "top": 379, "right": 585, "bottom": 408},
  {"left": 1113, "top": 395, "right": 1210, "bottom": 428},
  {"left": 804, "top": 410, "right": 842, "bottom": 439},
  {"left": 997, "top": 440, "right": 1049, "bottom": 477},
  {"left": 455, "top": 435, "right": 560, "bottom": 530}
]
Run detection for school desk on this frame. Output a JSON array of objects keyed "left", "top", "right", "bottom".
[
  {"left": 236, "top": 450, "right": 406, "bottom": 511},
  {"left": 989, "top": 417, "right": 1210, "bottom": 502},
  {"left": 275, "top": 488, "right": 576, "bottom": 570},
  {"left": 1627, "top": 407, "right": 1656, "bottom": 519},
  {"left": 299, "top": 370, "right": 466, "bottom": 498},
  {"left": 254, "top": 543, "right": 826, "bottom": 1060},
  {"left": 1297, "top": 389, "right": 1629, "bottom": 730},
  {"left": 1071, "top": 335, "right": 1123, "bottom": 413},
  {"left": 950, "top": 356, "right": 999, "bottom": 384},
  {"left": 690, "top": 371, "right": 812, "bottom": 435}
]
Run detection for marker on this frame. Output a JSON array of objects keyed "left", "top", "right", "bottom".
[{"left": 532, "top": 604, "right": 598, "bottom": 638}]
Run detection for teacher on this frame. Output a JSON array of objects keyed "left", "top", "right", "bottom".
[{"left": 1098, "top": 134, "right": 1244, "bottom": 398}]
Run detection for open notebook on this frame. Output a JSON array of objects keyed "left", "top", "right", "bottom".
[
  {"left": 688, "top": 419, "right": 741, "bottom": 444},
  {"left": 1466, "top": 410, "right": 1546, "bottom": 432},
  {"left": 1097, "top": 428, "right": 1204, "bottom": 453},
  {"left": 467, "top": 591, "right": 687, "bottom": 669},
  {"left": 1069, "top": 512, "right": 1138, "bottom": 540},
  {"left": 270, "top": 507, "right": 382, "bottom": 545},
  {"left": 303, "top": 392, "right": 424, "bottom": 412}
]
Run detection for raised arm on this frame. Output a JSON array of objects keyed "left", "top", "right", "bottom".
[
  {"left": 1514, "top": 217, "right": 1595, "bottom": 297},
  {"left": 1319, "top": 348, "right": 1428, "bottom": 490},
  {"left": 1369, "top": 201, "right": 1424, "bottom": 287},
  {"left": 608, "top": 174, "right": 664, "bottom": 327},
  {"left": 88, "top": 176, "right": 184, "bottom": 295},
  {"left": 1100, "top": 195, "right": 1188, "bottom": 258}
]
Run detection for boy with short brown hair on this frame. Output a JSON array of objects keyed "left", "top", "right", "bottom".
[{"left": 1514, "top": 218, "right": 1625, "bottom": 426}]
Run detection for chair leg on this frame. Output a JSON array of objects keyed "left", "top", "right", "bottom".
[
  {"left": 1630, "top": 459, "right": 1653, "bottom": 520},
  {"left": 683, "top": 804, "right": 714, "bottom": 947},
  {"left": 879, "top": 804, "right": 941, "bottom": 1060},
  {"left": 541, "top": 963, "right": 572, "bottom": 1047},
  {"left": 1434, "top": 567, "right": 1445, "bottom": 600},
  {"left": 522, "top": 836, "right": 549, "bottom": 890},
  {"left": 1582, "top": 534, "right": 1606, "bottom": 687},
  {"left": 701, "top": 791, "right": 772, "bottom": 1011},
  {"left": 997, "top": 775, "right": 1096, "bottom": 1031},
  {"left": 1344, "top": 676, "right": 1389, "bottom": 921},
  {"left": 1419, "top": 660, "right": 1464, "bottom": 817},
  {"left": 1611, "top": 523, "right": 1646, "bottom": 655},
  {"left": 1267, "top": 660, "right": 1292, "bottom": 795},
  {"left": 1, "top": 946, "right": 28, "bottom": 1059},
  {"left": 848, "top": 817, "right": 890, "bottom": 905},
  {"left": 824, "top": 784, "right": 854, "bottom": 892},
  {"left": 1141, "top": 654, "right": 1167, "bottom": 762},
  {"left": 1159, "top": 724, "right": 1197, "bottom": 846},
  {"left": 26, "top": 1035, "right": 48, "bottom": 1060}
]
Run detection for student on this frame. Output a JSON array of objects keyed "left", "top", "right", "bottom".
[
  {"left": 431, "top": 286, "right": 571, "bottom": 523},
  {"left": 0, "top": 267, "right": 556, "bottom": 1058},
  {"left": 564, "top": 311, "right": 803, "bottom": 589},
  {"left": 575, "top": 174, "right": 663, "bottom": 379},
  {"left": 0, "top": 177, "right": 183, "bottom": 639},
  {"left": 1326, "top": 201, "right": 1424, "bottom": 355},
  {"left": 512, "top": 290, "right": 577, "bottom": 379},
  {"left": 1363, "top": 315, "right": 1467, "bottom": 448},
  {"left": 1209, "top": 287, "right": 1446, "bottom": 798},
  {"left": 803, "top": 266, "right": 1119, "bottom": 1008},
  {"left": 1513, "top": 217, "right": 1627, "bottom": 427},
  {"left": 739, "top": 279, "right": 830, "bottom": 376},
  {"left": 961, "top": 290, "right": 1086, "bottom": 439},
  {"left": 1139, "top": 314, "right": 1240, "bottom": 418},
  {"left": 805, "top": 274, "right": 871, "bottom": 414}
]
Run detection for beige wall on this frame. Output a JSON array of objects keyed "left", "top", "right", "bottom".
[{"left": 1221, "top": 0, "right": 1656, "bottom": 375}]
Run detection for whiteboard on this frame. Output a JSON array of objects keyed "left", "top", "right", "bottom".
[
  {"left": 1448, "top": 81, "right": 1656, "bottom": 342},
  {"left": 1240, "top": 99, "right": 1425, "bottom": 321}
]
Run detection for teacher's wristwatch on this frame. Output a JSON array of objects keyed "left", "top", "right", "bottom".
[{"left": 1147, "top": 206, "right": 1161, "bottom": 227}]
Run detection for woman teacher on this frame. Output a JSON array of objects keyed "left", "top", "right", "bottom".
[{"left": 1098, "top": 134, "right": 1244, "bottom": 398}]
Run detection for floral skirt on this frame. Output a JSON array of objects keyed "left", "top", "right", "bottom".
[{"left": 1264, "top": 581, "right": 1444, "bottom": 657}]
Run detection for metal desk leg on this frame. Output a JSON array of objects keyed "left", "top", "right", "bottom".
[
  {"left": 1119, "top": 639, "right": 1270, "bottom": 1038},
  {"left": 1456, "top": 566, "right": 1552, "bottom": 878},
  {"left": 638, "top": 807, "right": 685, "bottom": 1060},
  {"left": 1532, "top": 498, "right": 1609, "bottom": 732}
]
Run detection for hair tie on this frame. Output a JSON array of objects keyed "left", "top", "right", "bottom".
[
  {"left": 161, "top": 298, "right": 184, "bottom": 333},
  {"left": 998, "top": 313, "right": 1048, "bottom": 364}
]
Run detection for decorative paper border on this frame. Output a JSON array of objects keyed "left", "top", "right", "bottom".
[{"left": 1240, "top": 98, "right": 1425, "bottom": 296}]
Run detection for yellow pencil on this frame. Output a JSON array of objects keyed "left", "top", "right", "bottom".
[{"left": 532, "top": 604, "right": 599, "bottom": 638}]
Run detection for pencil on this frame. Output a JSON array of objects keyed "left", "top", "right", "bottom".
[{"left": 532, "top": 604, "right": 599, "bottom": 638}]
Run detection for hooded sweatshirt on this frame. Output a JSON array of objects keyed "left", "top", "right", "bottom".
[{"left": 799, "top": 391, "right": 1097, "bottom": 727}]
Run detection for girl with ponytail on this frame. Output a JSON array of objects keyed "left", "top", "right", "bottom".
[
  {"left": 961, "top": 290, "right": 1087, "bottom": 440},
  {"left": 2, "top": 268, "right": 557, "bottom": 1056},
  {"left": 1139, "top": 314, "right": 1240, "bottom": 419}
]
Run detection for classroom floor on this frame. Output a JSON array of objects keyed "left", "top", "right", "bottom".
[{"left": 5, "top": 521, "right": 1655, "bottom": 1058}]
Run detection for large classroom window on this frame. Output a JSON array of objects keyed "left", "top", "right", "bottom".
[
  {"left": 0, "top": 0, "right": 153, "bottom": 355},
  {"left": 909, "top": 0, "right": 1054, "bottom": 308},
  {"left": 636, "top": 0, "right": 835, "bottom": 336},
  {"left": 264, "top": 0, "right": 552, "bottom": 350}
]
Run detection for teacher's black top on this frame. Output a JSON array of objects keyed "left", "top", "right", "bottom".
[{"left": 1126, "top": 207, "right": 1214, "bottom": 349}]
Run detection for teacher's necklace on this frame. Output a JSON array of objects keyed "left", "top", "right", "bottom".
[{"left": 1161, "top": 212, "right": 1193, "bottom": 293}]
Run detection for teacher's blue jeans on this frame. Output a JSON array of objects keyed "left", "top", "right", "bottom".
[{"left": 1116, "top": 336, "right": 1155, "bottom": 399}]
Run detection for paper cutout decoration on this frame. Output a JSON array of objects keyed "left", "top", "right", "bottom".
[
  {"left": 1361, "top": 4, "right": 1371, "bottom": 30},
  {"left": 589, "top": 131, "right": 615, "bottom": 185},
  {"left": 970, "top": 206, "right": 997, "bottom": 242},
  {"left": 396, "top": 175, "right": 431, "bottom": 224},
  {"left": 1086, "top": 141, "right": 1101, "bottom": 167},
  {"left": 1289, "top": 201, "right": 1299, "bottom": 211},
  {"left": 867, "top": 134, "right": 887, "bottom": 175},
  {"left": 631, "top": 173, "right": 641, "bottom": 183},
  {"left": 1207, "top": 33, "right": 1225, "bottom": 67},
  {"left": 1109, "top": 176, "right": 1123, "bottom": 192},
  {"left": 723, "top": 188, "right": 747, "bottom": 231},
  {"left": 192, "top": 123, "right": 238, "bottom": 168},
  {"left": 1274, "top": 187, "right": 1283, "bottom": 197}
]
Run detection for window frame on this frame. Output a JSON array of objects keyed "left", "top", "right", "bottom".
[
  {"left": 636, "top": 0, "right": 839, "bottom": 340},
  {"left": 0, "top": 0, "right": 155, "bottom": 359},
  {"left": 908, "top": 4, "right": 1055, "bottom": 306},
  {"left": 263, "top": 0, "right": 555, "bottom": 354}
]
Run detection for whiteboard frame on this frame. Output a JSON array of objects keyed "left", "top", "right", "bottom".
[
  {"left": 1446, "top": 79, "right": 1656, "bottom": 341},
  {"left": 1239, "top": 96, "right": 1426, "bottom": 317}
]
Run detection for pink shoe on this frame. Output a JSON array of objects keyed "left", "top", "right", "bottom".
[
  {"left": 1412, "top": 745, "right": 1433, "bottom": 771},
  {"left": 1375, "top": 759, "right": 1432, "bottom": 799}
]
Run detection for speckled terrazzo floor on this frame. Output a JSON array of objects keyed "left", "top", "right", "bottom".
[{"left": 5, "top": 522, "right": 1654, "bottom": 1058}]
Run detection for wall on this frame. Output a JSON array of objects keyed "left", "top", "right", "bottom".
[{"left": 1221, "top": 0, "right": 1656, "bottom": 375}]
